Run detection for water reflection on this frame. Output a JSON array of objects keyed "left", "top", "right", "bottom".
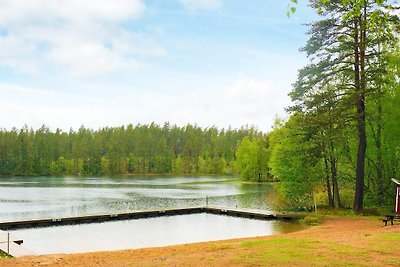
[
  {"left": 0, "top": 176, "right": 275, "bottom": 221},
  {"left": 10, "top": 214, "right": 304, "bottom": 255}
]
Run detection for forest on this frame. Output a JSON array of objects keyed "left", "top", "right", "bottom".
[{"left": 0, "top": 123, "right": 265, "bottom": 178}]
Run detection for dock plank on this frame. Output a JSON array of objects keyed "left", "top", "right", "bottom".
[{"left": 0, "top": 206, "right": 304, "bottom": 231}]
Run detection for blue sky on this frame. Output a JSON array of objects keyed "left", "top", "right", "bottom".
[{"left": 0, "top": 0, "right": 317, "bottom": 132}]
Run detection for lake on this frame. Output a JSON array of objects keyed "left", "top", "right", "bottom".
[
  {"left": 9, "top": 213, "right": 305, "bottom": 255},
  {"left": 0, "top": 176, "right": 274, "bottom": 222},
  {"left": 0, "top": 176, "right": 306, "bottom": 255}
]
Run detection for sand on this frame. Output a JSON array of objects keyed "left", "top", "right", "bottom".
[{"left": 1, "top": 218, "right": 399, "bottom": 266}]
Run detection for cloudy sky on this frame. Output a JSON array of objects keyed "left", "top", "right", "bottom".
[{"left": 0, "top": 0, "right": 317, "bottom": 132}]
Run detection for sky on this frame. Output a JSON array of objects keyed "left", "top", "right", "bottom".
[{"left": 0, "top": 0, "right": 318, "bottom": 132}]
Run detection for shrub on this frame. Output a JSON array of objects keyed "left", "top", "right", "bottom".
[{"left": 301, "top": 215, "right": 323, "bottom": 226}]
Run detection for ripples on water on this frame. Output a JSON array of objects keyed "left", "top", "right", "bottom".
[
  {"left": 10, "top": 213, "right": 305, "bottom": 255},
  {"left": 1, "top": 176, "right": 307, "bottom": 255},
  {"left": 0, "top": 176, "right": 275, "bottom": 221}
]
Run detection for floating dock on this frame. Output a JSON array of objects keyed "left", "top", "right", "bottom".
[
  {"left": 0, "top": 206, "right": 304, "bottom": 257},
  {"left": 0, "top": 206, "right": 304, "bottom": 231}
]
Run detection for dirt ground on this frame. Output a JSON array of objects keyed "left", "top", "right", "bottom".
[{"left": 1, "top": 218, "right": 399, "bottom": 267}]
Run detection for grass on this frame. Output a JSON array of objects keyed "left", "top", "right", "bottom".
[
  {"left": 235, "top": 228, "right": 400, "bottom": 266},
  {"left": 365, "top": 232, "right": 400, "bottom": 258},
  {"left": 0, "top": 250, "right": 11, "bottom": 259},
  {"left": 229, "top": 219, "right": 400, "bottom": 266},
  {"left": 236, "top": 238, "right": 328, "bottom": 266},
  {"left": 285, "top": 207, "right": 389, "bottom": 221},
  {"left": 384, "top": 258, "right": 400, "bottom": 266},
  {"left": 300, "top": 215, "right": 323, "bottom": 225},
  {"left": 374, "top": 232, "right": 400, "bottom": 242},
  {"left": 234, "top": 235, "right": 399, "bottom": 266}
]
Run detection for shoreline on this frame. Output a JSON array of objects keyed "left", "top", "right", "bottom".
[{"left": 1, "top": 217, "right": 399, "bottom": 266}]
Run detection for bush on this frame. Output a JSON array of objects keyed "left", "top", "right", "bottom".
[
  {"left": 268, "top": 179, "right": 316, "bottom": 211},
  {"left": 267, "top": 188, "right": 313, "bottom": 212},
  {"left": 301, "top": 215, "right": 323, "bottom": 226},
  {"left": 339, "top": 188, "right": 354, "bottom": 209},
  {"left": 360, "top": 208, "right": 381, "bottom": 216}
]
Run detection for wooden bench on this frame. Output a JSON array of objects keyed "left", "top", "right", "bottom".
[{"left": 383, "top": 215, "right": 400, "bottom": 226}]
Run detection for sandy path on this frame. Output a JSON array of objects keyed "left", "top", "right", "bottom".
[{"left": 1, "top": 218, "right": 399, "bottom": 266}]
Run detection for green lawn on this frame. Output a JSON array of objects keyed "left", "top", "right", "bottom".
[{"left": 230, "top": 231, "right": 400, "bottom": 266}]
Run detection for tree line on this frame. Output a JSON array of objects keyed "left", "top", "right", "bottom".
[
  {"left": 0, "top": 123, "right": 266, "bottom": 177},
  {"left": 269, "top": 0, "right": 400, "bottom": 212}
]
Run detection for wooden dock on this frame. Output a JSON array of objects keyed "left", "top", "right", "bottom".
[
  {"left": 0, "top": 206, "right": 304, "bottom": 231},
  {"left": 204, "top": 206, "right": 305, "bottom": 220},
  {"left": 0, "top": 206, "right": 305, "bottom": 257},
  {"left": 0, "top": 230, "right": 35, "bottom": 257},
  {"left": 0, "top": 206, "right": 204, "bottom": 230}
]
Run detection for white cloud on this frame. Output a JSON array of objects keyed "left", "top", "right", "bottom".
[
  {"left": 175, "top": 77, "right": 291, "bottom": 130},
  {"left": 0, "top": 77, "right": 289, "bottom": 132},
  {"left": 46, "top": 42, "right": 137, "bottom": 77},
  {"left": 0, "top": 0, "right": 167, "bottom": 77},
  {"left": 179, "top": 0, "right": 222, "bottom": 11},
  {"left": 132, "top": 77, "right": 291, "bottom": 131},
  {"left": 0, "top": 0, "right": 144, "bottom": 27},
  {"left": 0, "top": 83, "right": 123, "bottom": 130},
  {"left": 0, "top": 33, "right": 41, "bottom": 74}
]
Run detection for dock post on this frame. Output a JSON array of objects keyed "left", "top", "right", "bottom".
[{"left": 7, "top": 232, "right": 10, "bottom": 256}]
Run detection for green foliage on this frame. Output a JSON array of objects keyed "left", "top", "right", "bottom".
[
  {"left": 0, "top": 123, "right": 261, "bottom": 176},
  {"left": 235, "top": 136, "right": 270, "bottom": 181},
  {"left": 301, "top": 215, "right": 323, "bottom": 225},
  {"left": 269, "top": 115, "right": 323, "bottom": 210},
  {"left": 286, "top": 0, "right": 400, "bottom": 212}
]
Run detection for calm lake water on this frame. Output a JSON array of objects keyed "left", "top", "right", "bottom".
[
  {"left": 0, "top": 176, "right": 274, "bottom": 222},
  {"left": 10, "top": 213, "right": 305, "bottom": 255},
  {"left": 0, "top": 176, "right": 306, "bottom": 254}
]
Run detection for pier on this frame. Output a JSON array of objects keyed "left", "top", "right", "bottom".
[
  {"left": 0, "top": 206, "right": 304, "bottom": 231},
  {"left": 0, "top": 206, "right": 304, "bottom": 257}
]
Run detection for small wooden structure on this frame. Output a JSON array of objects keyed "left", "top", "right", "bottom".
[
  {"left": 392, "top": 179, "right": 400, "bottom": 215},
  {"left": 383, "top": 179, "right": 400, "bottom": 226}
]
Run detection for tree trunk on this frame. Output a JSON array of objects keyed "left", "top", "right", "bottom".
[
  {"left": 354, "top": 8, "right": 367, "bottom": 213},
  {"left": 375, "top": 44, "right": 385, "bottom": 205},
  {"left": 376, "top": 101, "right": 384, "bottom": 204},
  {"left": 323, "top": 155, "right": 334, "bottom": 207},
  {"left": 330, "top": 150, "right": 343, "bottom": 208}
]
